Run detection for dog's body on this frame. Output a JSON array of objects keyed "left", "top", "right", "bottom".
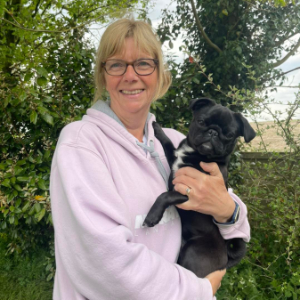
[{"left": 143, "top": 98, "right": 256, "bottom": 278}]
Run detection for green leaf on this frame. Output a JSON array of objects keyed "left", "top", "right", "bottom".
[
  {"left": 22, "top": 202, "right": 31, "bottom": 212},
  {"left": 15, "top": 199, "right": 22, "bottom": 207},
  {"left": 24, "top": 73, "right": 33, "bottom": 82},
  {"left": 36, "top": 66, "right": 48, "bottom": 78},
  {"left": 37, "top": 106, "right": 48, "bottom": 115},
  {"left": 47, "top": 273, "right": 53, "bottom": 281},
  {"left": 13, "top": 184, "right": 23, "bottom": 192},
  {"left": 44, "top": 150, "right": 51, "bottom": 159},
  {"left": 48, "top": 213, "right": 53, "bottom": 225},
  {"left": 9, "top": 216, "right": 15, "bottom": 224},
  {"left": 19, "top": 91, "right": 28, "bottom": 102},
  {"left": 38, "top": 179, "right": 48, "bottom": 190},
  {"left": 42, "top": 113, "right": 54, "bottom": 125},
  {"left": 17, "top": 160, "right": 26, "bottom": 166},
  {"left": 37, "top": 77, "right": 48, "bottom": 86},
  {"left": 17, "top": 177, "right": 30, "bottom": 182},
  {"left": 43, "top": 96, "right": 53, "bottom": 103},
  {"left": 222, "top": 9, "right": 228, "bottom": 16},
  {"left": 46, "top": 263, "right": 52, "bottom": 272},
  {"left": 4, "top": 96, "right": 9, "bottom": 107},
  {"left": 1, "top": 179, "right": 11, "bottom": 188},
  {"left": 192, "top": 78, "right": 200, "bottom": 84},
  {"left": 236, "top": 46, "right": 242, "bottom": 54},
  {"left": 1, "top": 222, "right": 7, "bottom": 230},
  {"left": 28, "top": 205, "right": 36, "bottom": 216},
  {"left": 36, "top": 208, "right": 46, "bottom": 222},
  {"left": 30, "top": 111, "right": 38, "bottom": 124},
  {"left": 34, "top": 202, "right": 41, "bottom": 213}
]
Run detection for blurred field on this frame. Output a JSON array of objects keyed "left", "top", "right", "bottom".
[{"left": 242, "top": 119, "right": 300, "bottom": 152}]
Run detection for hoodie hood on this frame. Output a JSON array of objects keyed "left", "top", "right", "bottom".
[{"left": 82, "top": 100, "right": 169, "bottom": 188}]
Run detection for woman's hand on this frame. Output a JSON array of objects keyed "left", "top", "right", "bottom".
[
  {"left": 172, "top": 162, "right": 235, "bottom": 223},
  {"left": 205, "top": 269, "right": 226, "bottom": 296}
]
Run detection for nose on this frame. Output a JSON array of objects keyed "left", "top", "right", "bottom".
[
  {"left": 208, "top": 129, "right": 218, "bottom": 137},
  {"left": 123, "top": 65, "right": 138, "bottom": 81}
]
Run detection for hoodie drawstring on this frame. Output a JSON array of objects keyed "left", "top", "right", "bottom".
[{"left": 136, "top": 140, "right": 169, "bottom": 190}]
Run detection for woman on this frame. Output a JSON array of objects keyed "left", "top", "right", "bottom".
[{"left": 50, "top": 18, "right": 250, "bottom": 300}]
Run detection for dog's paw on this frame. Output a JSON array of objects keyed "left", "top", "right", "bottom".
[
  {"left": 143, "top": 214, "right": 161, "bottom": 227},
  {"left": 152, "top": 121, "right": 162, "bottom": 135}
]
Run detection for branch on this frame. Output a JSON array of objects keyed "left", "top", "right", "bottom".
[
  {"left": 277, "top": 66, "right": 300, "bottom": 77},
  {"left": 189, "top": 0, "right": 222, "bottom": 54},
  {"left": 0, "top": 17, "right": 65, "bottom": 33},
  {"left": 270, "top": 86, "right": 300, "bottom": 88},
  {"left": 32, "top": 0, "right": 42, "bottom": 18},
  {"left": 77, "top": 5, "right": 109, "bottom": 18},
  {"left": 271, "top": 38, "right": 300, "bottom": 68},
  {"left": 274, "top": 32, "right": 299, "bottom": 47},
  {"left": 41, "top": 0, "right": 52, "bottom": 16}
]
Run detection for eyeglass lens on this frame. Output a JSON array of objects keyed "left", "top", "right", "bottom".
[{"left": 105, "top": 59, "right": 156, "bottom": 76}]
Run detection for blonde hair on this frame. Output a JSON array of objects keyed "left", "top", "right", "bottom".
[{"left": 94, "top": 19, "right": 172, "bottom": 102}]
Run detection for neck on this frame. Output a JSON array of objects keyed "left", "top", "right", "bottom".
[{"left": 110, "top": 105, "right": 149, "bottom": 142}]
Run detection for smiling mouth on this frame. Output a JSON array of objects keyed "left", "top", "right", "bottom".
[{"left": 121, "top": 89, "right": 144, "bottom": 95}]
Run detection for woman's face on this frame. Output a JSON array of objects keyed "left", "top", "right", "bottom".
[{"left": 104, "top": 37, "right": 158, "bottom": 118}]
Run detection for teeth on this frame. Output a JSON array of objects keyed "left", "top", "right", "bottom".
[{"left": 122, "top": 90, "right": 143, "bottom": 95}]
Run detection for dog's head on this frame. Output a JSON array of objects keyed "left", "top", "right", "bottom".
[{"left": 187, "top": 98, "right": 256, "bottom": 158}]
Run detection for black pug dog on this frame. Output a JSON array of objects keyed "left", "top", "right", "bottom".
[{"left": 143, "top": 97, "right": 256, "bottom": 278}]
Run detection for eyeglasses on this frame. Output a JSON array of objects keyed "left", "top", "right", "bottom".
[{"left": 102, "top": 59, "right": 158, "bottom": 76}]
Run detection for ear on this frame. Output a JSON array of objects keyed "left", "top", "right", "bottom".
[
  {"left": 234, "top": 113, "right": 256, "bottom": 143},
  {"left": 189, "top": 98, "right": 216, "bottom": 111}
]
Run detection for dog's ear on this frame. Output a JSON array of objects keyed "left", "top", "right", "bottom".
[
  {"left": 189, "top": 98, "right": 216, "bottom": 111},
  {"left": 234, "top": 113, "right": 256, "bottom": 143}
]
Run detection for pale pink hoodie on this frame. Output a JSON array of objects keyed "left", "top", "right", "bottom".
[{"left": 50, "top": 101, "right": 250, "bottom": 300}]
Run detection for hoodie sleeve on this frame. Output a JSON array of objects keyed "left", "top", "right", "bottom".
[
  {"left": 50, "top": 143, "right": 214, "bottom": 300},
  {"left": 215, "top": 189, "right": 251, "bottom": 243}
]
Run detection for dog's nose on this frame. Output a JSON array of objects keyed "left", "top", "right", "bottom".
[{"left": 208, "top": 129, "right": 218, "bottom": 137}]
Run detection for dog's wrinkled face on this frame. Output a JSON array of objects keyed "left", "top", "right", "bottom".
[{"left": 188, "top": 98, "right": 256, "bottom": 158}]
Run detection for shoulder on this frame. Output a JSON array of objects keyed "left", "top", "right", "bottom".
[
  {"left": 57, "top": 120, "right": 100, "bottom": 148},
  {"left": 162, "top": 128, "right": 186, "bottom": 148}
]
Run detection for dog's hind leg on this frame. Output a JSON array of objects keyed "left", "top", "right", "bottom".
[{"left": 226, "top": 238, "right": 247, "bottom": 268}]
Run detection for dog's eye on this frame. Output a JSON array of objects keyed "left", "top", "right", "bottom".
[
  {"left": 197, "top": 119, "right": 205, "bottom": 126},
  {"left": 227, "top": 133, "right": 235, "bottom": 139}
]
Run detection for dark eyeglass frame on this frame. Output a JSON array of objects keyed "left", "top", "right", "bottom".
[{"left": 102, "top": 58, "right": 159, "bottom": 76}]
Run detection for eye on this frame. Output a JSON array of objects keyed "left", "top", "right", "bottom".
[
  {"left": 110, "top": 62, "right": 124, "bottom": 69},
  {"left": 106, "top": 60, "right": 125, "bottom": 70},
  {"left": 197, "top": 119, "right": 205, "bottom": 126},
  {"left": 227, "top": 132, "right": 235, "bottom": 139},
  {"left": 135, "top": 60, "right": 153, "bottom": 69}
]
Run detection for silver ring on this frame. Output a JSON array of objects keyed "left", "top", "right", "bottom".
[{"left": 186, "top": 187, "right": 191, "bottom": 197}]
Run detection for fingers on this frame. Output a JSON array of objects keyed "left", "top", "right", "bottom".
[
  {"left": 174, "top": 183, "right": 194, "bottom": 197},
  {"left": 174, "top": 162, "right": 223, "bottom": 180},
  {"left": 174, "top": 166, "right": 203, "bottom": 180},
  {"left": 205, "top": 269, "right": 226, "bottom": 296},
  {"left": 200, "top": 162, "right": 223, "bottom": 178}
]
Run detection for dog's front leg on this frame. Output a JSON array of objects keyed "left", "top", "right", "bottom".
[
  {"left": 153, "top": 122, "right": 176, "bottom": 167},
  {"left": 143, "top": 191, "right": 188, "bottom": 227}
]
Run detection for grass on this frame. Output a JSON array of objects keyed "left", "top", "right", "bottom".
[{"left": 0, "top": 238, "right": 53, "bottom": 300}]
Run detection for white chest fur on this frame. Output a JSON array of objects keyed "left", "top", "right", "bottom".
[{"left": 172, "top": 144, "right": 195, "bottom": 176}]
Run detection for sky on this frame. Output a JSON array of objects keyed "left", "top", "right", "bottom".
[{"left": 89, "top": 0, "right": 300, "bottom": 122}]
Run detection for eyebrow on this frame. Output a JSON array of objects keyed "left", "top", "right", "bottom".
[{"left": 107, "top": 57, "right": 153, "bottom": 62}]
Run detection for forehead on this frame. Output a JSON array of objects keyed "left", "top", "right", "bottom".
[
  {"left": 196, "top": 105, "right": 236, "bottom": 127},
  {"left": 108, "top": 38, "right": 153, "bottom": 61}
]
